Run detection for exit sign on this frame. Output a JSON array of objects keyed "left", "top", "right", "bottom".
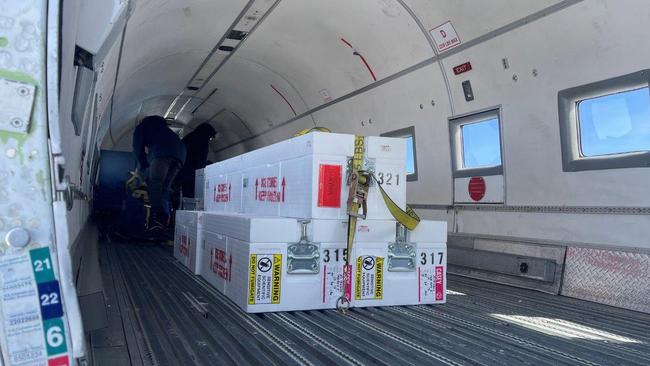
[{"left": 453, "top": 62, "right": 472, "bottom": 75}]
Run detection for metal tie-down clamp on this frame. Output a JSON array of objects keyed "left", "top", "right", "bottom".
[
  {"left": 387, "top": 223, "right": 416, "bottom": 272},
  {"left": 287, "top": 220, "right": 320, "bottom": 274}
]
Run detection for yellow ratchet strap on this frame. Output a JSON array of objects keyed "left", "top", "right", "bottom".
[
  {"left": 346, "top": 135, "right": 366, "bottom": 254},
  {"left": 293, "top": 126, "right": 332, "bottom": 137},
  {"left": 337, "top": 135, "right": 367, "bottom": 312},
  {"left": 370, "top": 173, "right": 421, "bottom": 230}
]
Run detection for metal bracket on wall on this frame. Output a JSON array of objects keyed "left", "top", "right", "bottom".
[{"left": 449, "top": 247, "right": 557, "bottom": 283}]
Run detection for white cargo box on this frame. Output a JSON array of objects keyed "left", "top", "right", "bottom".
[
  {"left": 350, "top": 220, "right": 447, "bottom": 307},
  {"left": 173, "top": 210, "right": 203, "bottom": 275},
  {"left": 204, "top": 132, "right": 407, "bottom": 220},
  {"left": 198, "top": 213, "right": 447, "bottom": 312}
]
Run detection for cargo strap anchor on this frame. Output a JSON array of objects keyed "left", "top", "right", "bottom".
[
  {"left": 387, "top": 223, "right": 416, "bottom": 272},
  {"left": 287, "top": 220, "right": 320, "bottom": 274}
]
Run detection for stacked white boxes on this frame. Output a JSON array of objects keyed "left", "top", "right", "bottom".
[
  {"left": 203, "top": 132, "right": 407, "bottom": 220},
  {"left": 173, "top": 210, "right": 204, "bottom": 275},
  {"left": 174, "top": 131, "right": 447, "bottom": 313},
  {"left": 198, "top": 212, "right": 447, "bottom": 313}
]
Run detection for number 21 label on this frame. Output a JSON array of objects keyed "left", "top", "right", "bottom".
[{"left": 29, "top": 247, "right": 56, "bottom": 283}]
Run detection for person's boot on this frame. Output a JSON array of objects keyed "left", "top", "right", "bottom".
[{"left": 144, "top": 214, "right": 166, "bottom": 241}]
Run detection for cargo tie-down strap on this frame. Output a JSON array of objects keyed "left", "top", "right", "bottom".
[
  {"left": 293, "top": 126, "right": 332, "bottom": 137},
  {"left": 337, "top": 136, "right": 421, "bottom": 312}
]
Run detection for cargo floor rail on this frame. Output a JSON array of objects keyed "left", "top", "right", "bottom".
[{"left": 90, "top": 242, "right": 650, "bottom": 366}]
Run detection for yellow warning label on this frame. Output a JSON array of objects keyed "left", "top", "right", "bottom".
[
  {"left": 272, "top": 254, "right": 282, "bottom": 304},
  {"left": 355, "top": 256, "right": 362, "bottom": 300},
  {"left": 355, "top": 255, "right": 384, "bottom": 300},
  {"left": 248, "top": 254, "right": 257, "bottom": 305},
  {"left": 375, "top": 257, "right": 384, "bottom": 300}
]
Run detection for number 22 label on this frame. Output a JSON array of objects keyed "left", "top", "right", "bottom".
[{"left": 36, "top": 281, "right": 64, "bottom": 320}]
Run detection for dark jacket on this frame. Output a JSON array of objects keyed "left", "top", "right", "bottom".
[
  {"left": 175, "top": 123, "right": 216, "bottom": 197},
  {"left": 132, "top": 116, "right": 187, "bottom": 170}
]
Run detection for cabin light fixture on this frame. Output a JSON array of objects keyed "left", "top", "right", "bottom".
[{"left": 227, "top": 30, "right": 248, "bottom": 40}]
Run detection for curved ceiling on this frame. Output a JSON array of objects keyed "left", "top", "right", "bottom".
[{"left": 101, "top": 0, "right": 565, "bottom": 154}]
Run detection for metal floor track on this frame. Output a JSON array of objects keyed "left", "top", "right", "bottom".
[{"left": 97, "top": 242, "right": 650, "bottom": 366}]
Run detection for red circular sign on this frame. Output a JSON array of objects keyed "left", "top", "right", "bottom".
[{"left": 468, "top": 177, "right": 486, "bottom": 202}]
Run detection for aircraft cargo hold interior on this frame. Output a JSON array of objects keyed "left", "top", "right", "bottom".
[{"left": 0, "top": 0, "right": 649, "bottom": 365}]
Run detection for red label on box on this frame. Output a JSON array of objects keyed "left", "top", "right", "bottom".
[
  {"left": 48, "top": 355, "right": 70, "bottom": 366},
  {"left": 211, "top": 248, "right": 231, "bottom": 281},
  {"left": 255, "top": 177, "right": 285, "bottom": 202},
  {"left": 214, "top": 183, "right": 230, "bottom": 202},
  {"left": 180, "top": 235, "right": 190, "bottom": 256},
  {"left": 318, "top": 164, "right": 342, "bottom": 208},
  {"left": 435, "top": 266, "right": 444, "bottom": 301}
]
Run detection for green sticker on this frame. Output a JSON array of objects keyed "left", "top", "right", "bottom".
[
  {"left": 29, "top": 247, "right": 55, "bottom": 283},
  {"left": 42, "top": 318, "right": 68, "bottom": 356}
]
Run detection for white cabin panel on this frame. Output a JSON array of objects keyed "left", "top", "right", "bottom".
[
  {"left": 402, "top": 0, "right": 563, "bottom": 50},
  {"left": 234, "top": 0, "right": 434, "bottom": 110},
  {"left": 456, "top": 210, "right": 649, "bottom": 250},
  {"left": 441, "top": 1, "right": 650, "bottom": 207}
]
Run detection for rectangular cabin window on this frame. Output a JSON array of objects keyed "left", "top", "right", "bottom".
[
  {"left": 405, "top": 135, "right": 416, "bottom": 175},
  {"left": 577, "top": 87, "right": 650, "bottom": 157},
  {"left": 558, "top": 70, "right": 650, "bottom": 171},
  {"left": 381, "top": 126, "right": 418, "bottom": 181},
  {"left": 71, "top": 66, "right": 95, "bottom": 136},
  {"left": 461, "top": 117, "right": 502, "bottom": 169},
  {"left": 449, "top": 108, "right": 503, "bottom": 178}
]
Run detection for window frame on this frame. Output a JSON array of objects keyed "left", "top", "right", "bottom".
[
  {"left": 71, "top": 65, "right": 96, "bottom": 136},
  {"left": 449, "top": 107, "right": 504, "bottom": 178},
  {"left": 558, "top": 69, "right": 650, "bottom": 172},
  {"left": 381, "top": 126, "right": 418, "bottom": 181}
]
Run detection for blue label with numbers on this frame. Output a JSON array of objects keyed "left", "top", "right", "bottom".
[{"left": 36, "top": 281, "right": 63, "bottom": 320}]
